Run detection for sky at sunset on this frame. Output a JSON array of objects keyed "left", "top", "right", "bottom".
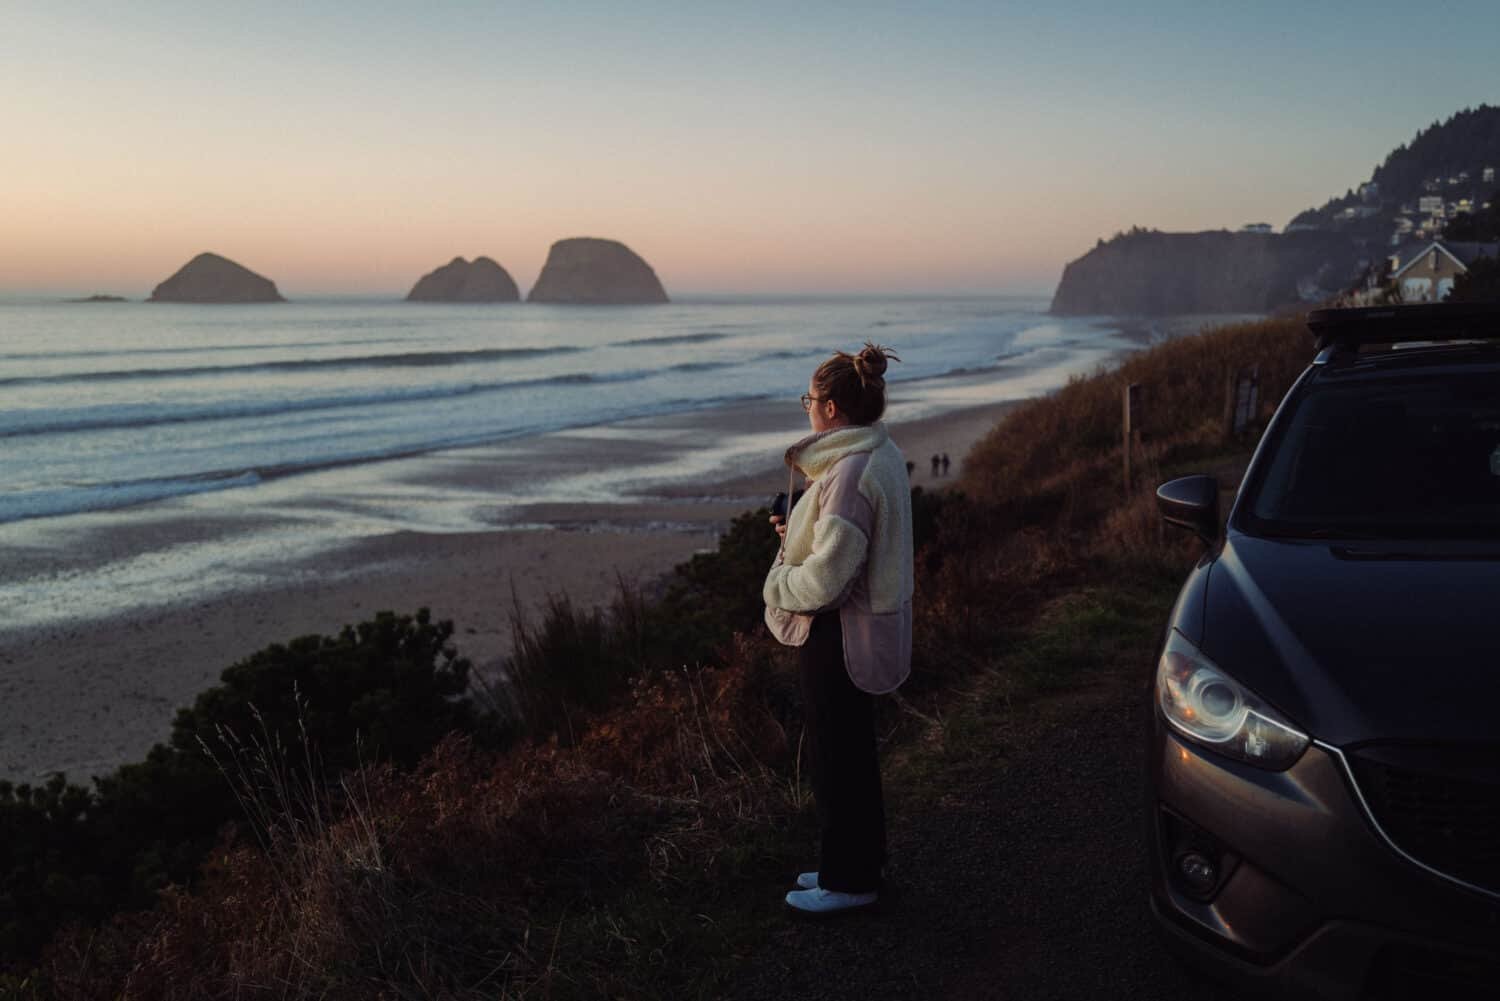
[{"left": 3, "top": 1, "right": 1498, "bottom": 297}]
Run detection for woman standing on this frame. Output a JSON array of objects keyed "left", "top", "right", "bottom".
[{"left": 764, "top": 343, "right": 914, "bottom": 915}]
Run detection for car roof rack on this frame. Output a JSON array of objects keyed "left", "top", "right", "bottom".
[{"left": 1307, "top": 302, "right": 1500, "bottom": 355}]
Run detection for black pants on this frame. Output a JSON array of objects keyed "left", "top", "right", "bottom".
[{"left": 799, "top": 612, "right": 886, "bottom": 893}]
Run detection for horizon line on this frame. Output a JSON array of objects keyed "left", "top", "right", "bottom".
[{"left": 0, "top": 288, "right": 1060, "bottom": 303}]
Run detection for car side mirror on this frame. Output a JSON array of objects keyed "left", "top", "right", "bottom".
[{"left": 1157, "top": 475, "right": 1220, "bottom": 545}]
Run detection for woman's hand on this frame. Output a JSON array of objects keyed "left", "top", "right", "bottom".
[{"left": 769, "top": 513, "right": 787, "bottom": 540}]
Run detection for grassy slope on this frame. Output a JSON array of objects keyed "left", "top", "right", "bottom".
[{"left": 24, "top": 316, "right": 1311, "bottom": 1001}]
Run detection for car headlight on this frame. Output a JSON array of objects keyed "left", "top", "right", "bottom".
[{"left": 1156, "top": 629, "right": 1309, "bottom": 770}]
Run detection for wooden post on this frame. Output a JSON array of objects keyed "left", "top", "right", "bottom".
[
  {"left": 1234, "top": 364, "right": 1260, "bottom": 437},
  {"left": 1123, "top": 383, "right": 1142, "bottom": 492},
  {"left": 1225, "top": 365, "right": 1262, "bottom": 440},
  {"left": 1222, "top": 369, "right": 1238, "bottom": 443}
]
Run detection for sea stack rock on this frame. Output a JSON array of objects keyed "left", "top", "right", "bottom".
[
  {"left": 527, "top": 237, "right": 669, "bottom": 304},
  {"left": 148, "top": 252, "right": 285, "bottom": 303},
  {"left": 406, "top": 256, "right": 520, "bottom": 302}
]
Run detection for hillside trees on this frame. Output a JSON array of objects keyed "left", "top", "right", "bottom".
[{"left": 1446, "top": 256, "right": 1500, "bottom": 302}]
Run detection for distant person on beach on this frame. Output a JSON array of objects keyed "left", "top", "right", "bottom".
[
  {"left": 764, "top": 342, "right": 914, "bottom": 915},
  {"left": 941, "top": 452, "right": 950, "bottom": 476},
  {"left": 931, "top": 453, "right": 941, "bottom": 476}
]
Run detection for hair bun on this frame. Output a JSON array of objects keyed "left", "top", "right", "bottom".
[{"left": 853, "top": 342, "right": 896, "bottom": 382}]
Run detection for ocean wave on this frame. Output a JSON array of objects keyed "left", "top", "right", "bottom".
[
  {"left": 666, "top": 360, "right": 728, "bottom": 373},
  {"left": 0, "top": 471, "right": 265, "bottom": 525},
  {"left": 615, "top": 331, "right": 729, "bottom": 347},
  {"left": 0, "top": 352, "right": 794, "bottom": 440},
  {"left": 0, "top": 345, "right": 585, "bottom": 388},
  {"left": 0, "top": 388, "right": 781, "bottom": 524},
  {"left": 0, "top": 336, "right": 414, "bottom": 361},
  {"left": 0, "top": 370, "right": 618, "bottom": 439},
  {"left": 0, "top": 417, "right": 598, "bottom": 525}
]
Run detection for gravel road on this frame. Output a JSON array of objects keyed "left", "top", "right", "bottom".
[{"left": 729, "top": 668, "right": 1239, "bottom": 1000}]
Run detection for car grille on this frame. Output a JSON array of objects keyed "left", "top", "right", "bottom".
[{"left": 1348, "top": 745, "right": 1500, "bottom": 897}]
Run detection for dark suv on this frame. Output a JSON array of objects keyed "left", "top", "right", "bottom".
[{"left": 1148, "top": 303, "right": 1500, "bottom": 999}]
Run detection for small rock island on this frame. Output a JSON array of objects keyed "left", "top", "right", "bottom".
[
  {"left": 68, "top": 294, "right": 128, "bottom": 303},
  {"left": 406, "top": 256, "right": 520, "bottom": 302},
  {"left": 148, "top": 252, "right": 286, "bottom": 303},
  {"left": 527, "top": 238, "right": 669, "bottom": 304}
]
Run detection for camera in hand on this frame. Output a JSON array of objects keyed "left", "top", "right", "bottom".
[{"left": 770, "top": 488, "right": 805, "bottom": 520}]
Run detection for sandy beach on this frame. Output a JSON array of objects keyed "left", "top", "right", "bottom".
[{"left": 0, "top": 396, "right": 1016, "bottom": 784}]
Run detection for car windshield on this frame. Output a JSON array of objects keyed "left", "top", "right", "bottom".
[{"left": 1243, "top": 371, "right": 1500, "bottom": 539}]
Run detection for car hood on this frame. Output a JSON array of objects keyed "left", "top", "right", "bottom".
[{"left": 1202, "top": 533, "right": 1500, "bottom": 746}]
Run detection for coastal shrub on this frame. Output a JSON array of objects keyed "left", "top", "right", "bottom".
[
  {"left": 0, "top": 609, "right": 506, "bottom": 978},
  {"left": 964, "top": 315, "right": 1306, "bottom": 503},
  {"left": 1448, "top": 255, "right": 1500, "bottom": 301},
  {"left": 506, "top": 593, "right": 638, "bottom": 743},
  {"left": 645, "top": 507, "right": 782, "bottom": 664},
  {"left": 0, "top": 776, "right": 99, "bottom": 962},
  {"left": 172, "top": 608, "right": 500, "bottom": 773},
  {"left": 505, "top": 507, "right": 781, "bottom": 743}
]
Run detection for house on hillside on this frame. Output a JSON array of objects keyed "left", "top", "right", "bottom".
[
  {"left": 1240, "top": 222, "right": 1273, "bottom": 234},
  {"left": 1389, "top": 240, "right": 1500, "bottom": 302},
  {"left": 1485, "top": 166, "right": 1496, "bottom": 184}
]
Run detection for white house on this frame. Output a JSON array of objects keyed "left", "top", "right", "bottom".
[
  {"left": 1484, "top": 166, "right": 1496, "bottom": 184},
  {"left": 1418, "top": 195, "right": 1445, "bottom": 215}
]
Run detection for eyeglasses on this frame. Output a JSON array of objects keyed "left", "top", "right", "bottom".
[{"left": 800, "top": 393, "right": 826, "bottom": 412}]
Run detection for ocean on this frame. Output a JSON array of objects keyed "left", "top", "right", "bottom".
[{"left": 0, "top": 295, "right": 1135, "bottom": 632}]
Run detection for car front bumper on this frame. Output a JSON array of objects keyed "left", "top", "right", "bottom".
[{"left": 1148, "top": 727, "right": 1500, "bottom": 999}]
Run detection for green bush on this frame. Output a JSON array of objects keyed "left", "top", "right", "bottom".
[
  {"left": 0, "top": 609, "right": 503, "bottom": 973},
  {"left": 647, "top": 506, "right": 783, "bottom": 666}
]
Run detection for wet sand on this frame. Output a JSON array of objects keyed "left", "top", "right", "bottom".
[{"left": 0, "top": 397, "right": 1016, "bottom": 784}]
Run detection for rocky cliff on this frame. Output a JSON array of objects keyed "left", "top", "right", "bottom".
[
  {"left": 148, "top": 252, "right": 285, "bottom": 303},
  {"left": 406, "top": 256, "right": 520, "bottom": 302},
  {"left": 527, "top": 238, "right": 668, "bottom": 304},
  {"left": 1049, "top": 230, "right": 1362, "bottom": 315}
]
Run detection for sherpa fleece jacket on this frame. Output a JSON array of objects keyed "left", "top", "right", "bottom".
[{"left": 763, "top": 421, "right": 913, "bottom": 693}]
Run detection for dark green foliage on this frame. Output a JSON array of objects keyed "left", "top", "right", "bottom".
[
  {"left": 1447, "top": 256, "right": 1500, "bottom": 302},
  {"left": 1287, "top": 106, "right": 1500, "bottom": 233},
  {"left": 0, "top": 775, "right": 98, "bottom": 961},
  {"left": 505, "top": 508, "right": 782, "bottom": 742},
  {"left": 506, "top": 593, "right": 640, "bottom": 743},
  {"left": 647, "top": 508, "right": 782, "bottom": 665},
  {"left": 0, "top": 609, "right": 504, "bottom": 973},
  {"left": 169, "top": 608, "right": 490, "bottom": 773},
  {"left": 911, "top": 485, "right": 961, "bottom": 554},
  {"left": 1443, "top": 190, "right": 1500, "bottom": 241},
  {"left": 1370, "top": 106, "right": 1500, "bottom": 205}
]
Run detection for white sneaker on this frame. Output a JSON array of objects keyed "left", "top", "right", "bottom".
[
  {"left": 784, "top": 887, "right": 878, "bottom": 914},
  {"left": 795, "top": 871, "right": 818, "bottom": 890}
]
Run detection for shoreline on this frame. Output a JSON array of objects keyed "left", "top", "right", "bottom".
[{"left": 0, "top": 396, "right": 1018, "bottom": 784}]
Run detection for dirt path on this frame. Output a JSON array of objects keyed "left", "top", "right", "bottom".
[{"left": 729, "top": 667, "right": 1238, "bottom": 1000}]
